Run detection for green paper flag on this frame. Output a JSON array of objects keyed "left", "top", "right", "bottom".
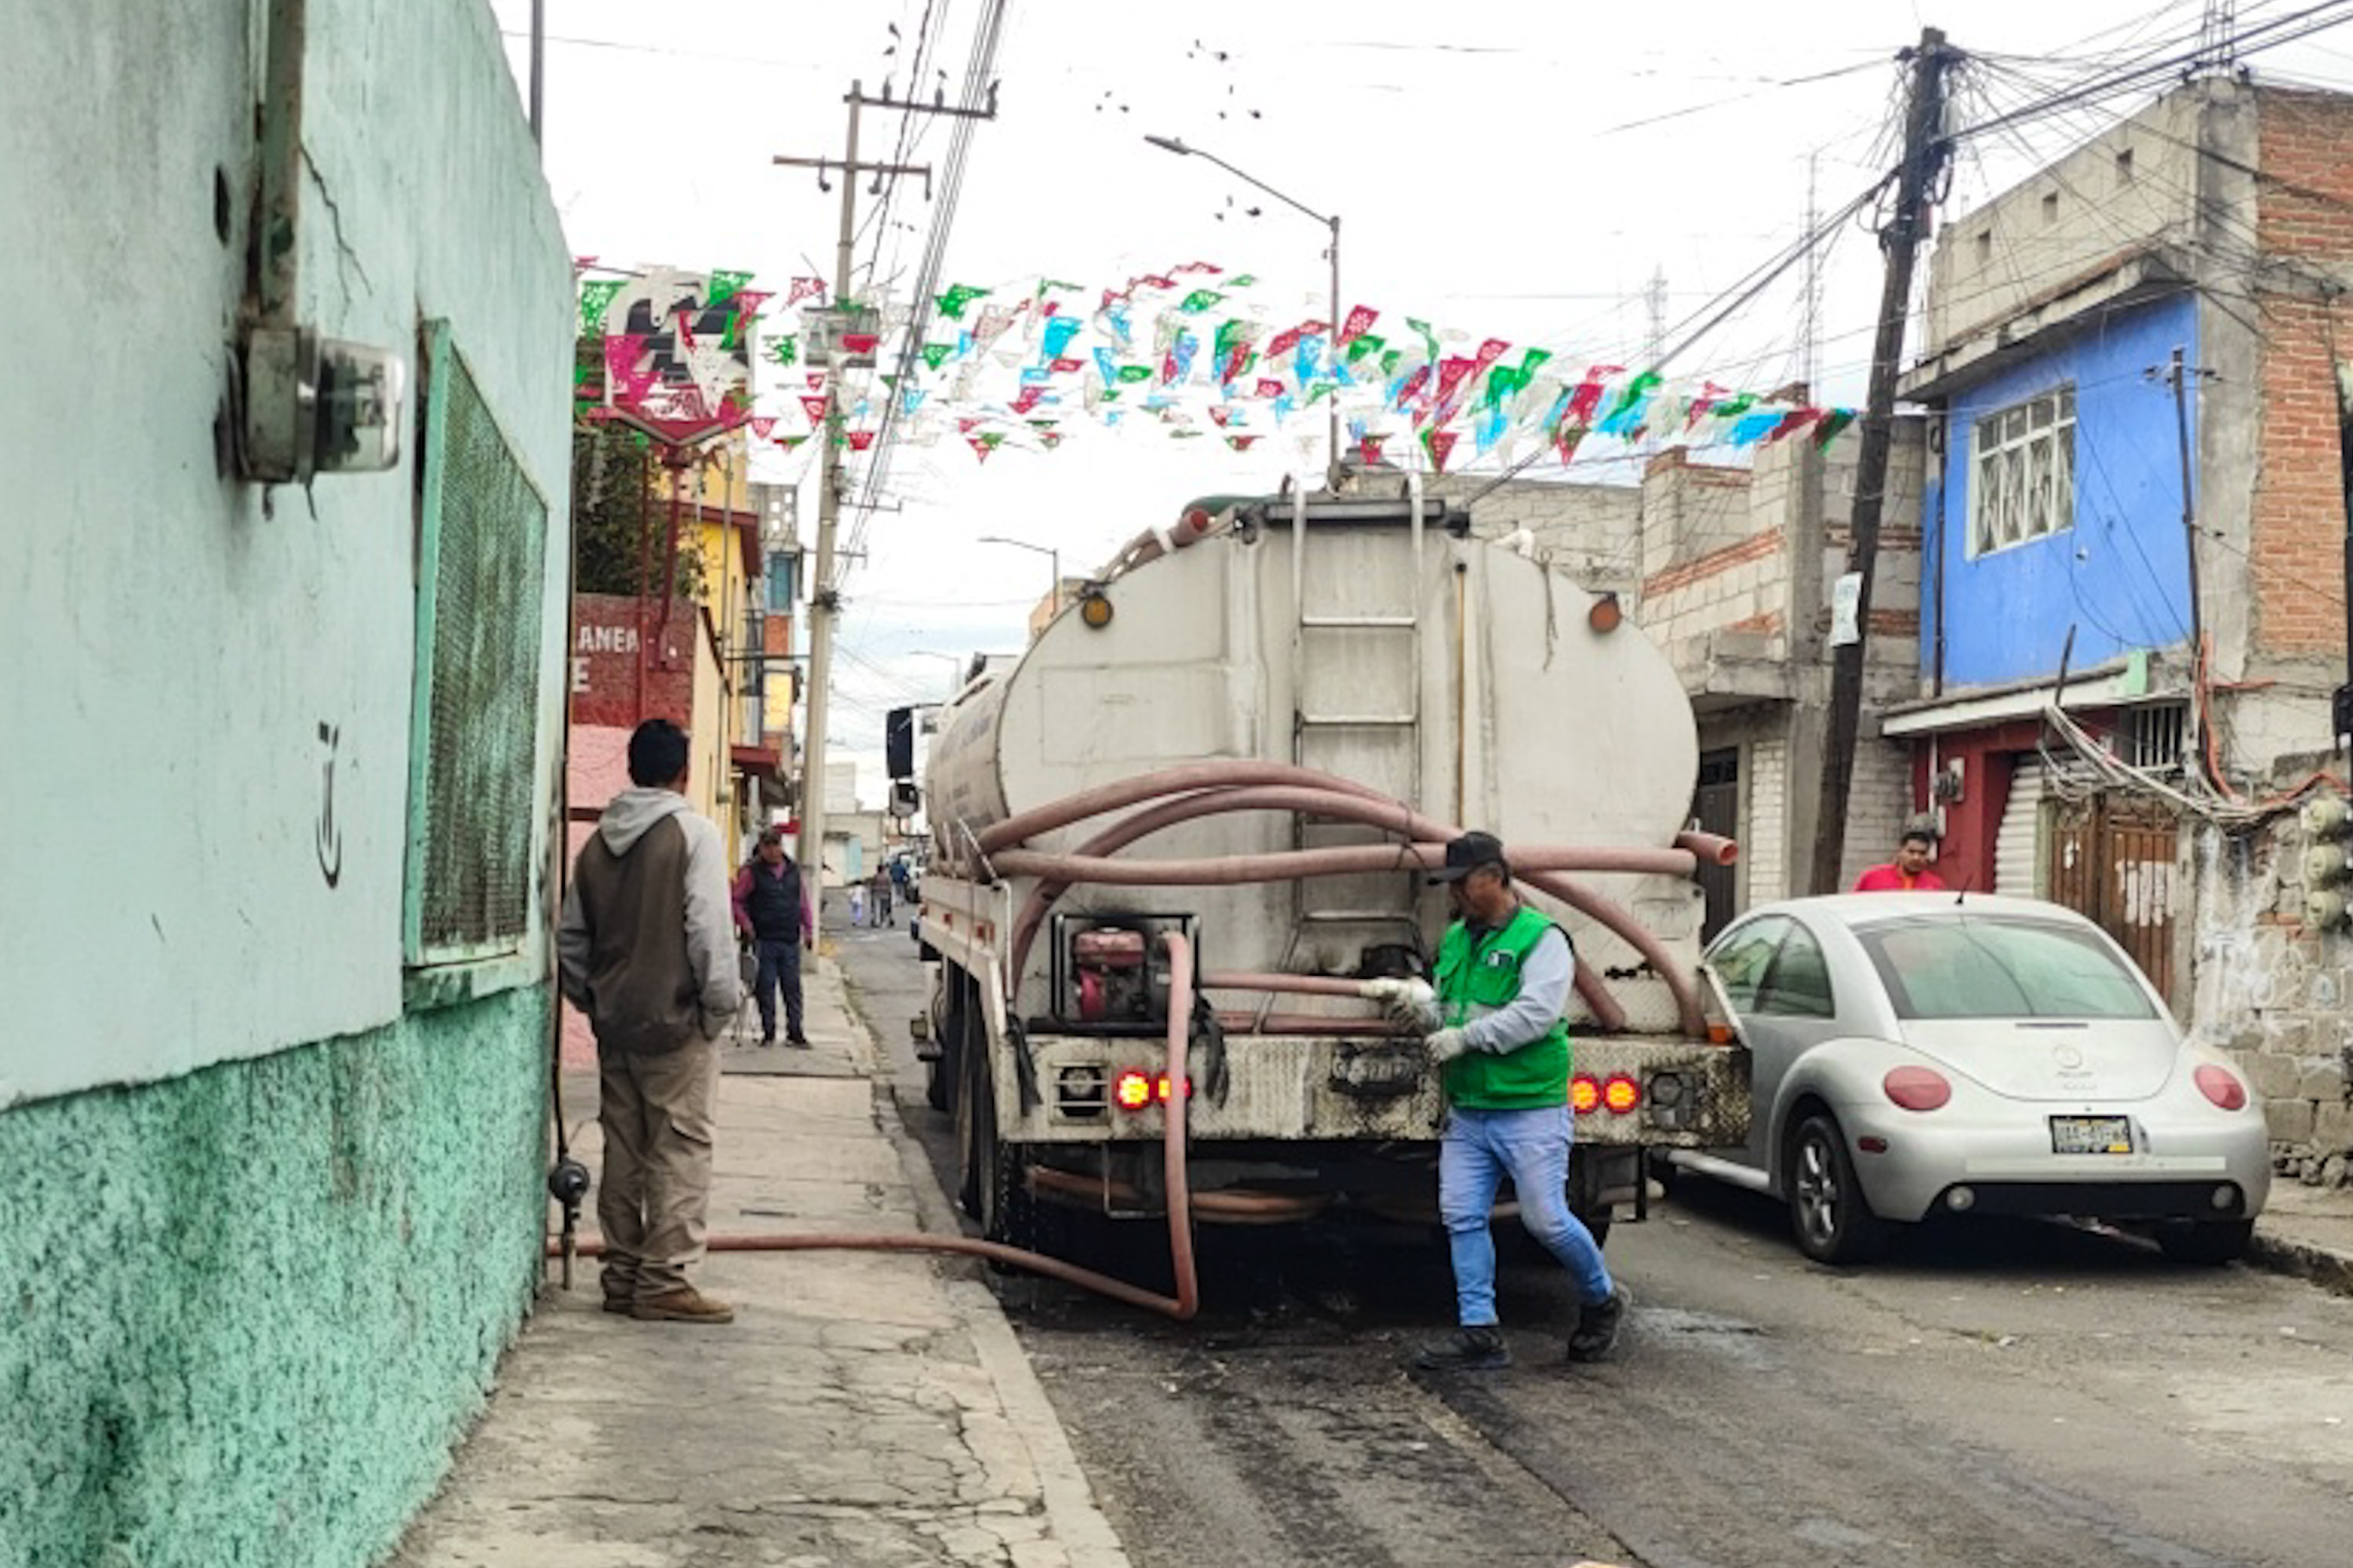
[
  {"left": 708, "top": 269, "right": 752, "bottom": 306},
  {"left": 1604, "top": 371, "right": 1662, "bottom": 424},
  {"left": 1227, "top": 274, "right": 1257, "bottom": 287},
  {"left": 1813, "top": 409, "right": 1857, "bottom": 447},
  {"left": 1180, "top": 289, "right": 1224, "bottom": 313},
  {"left": 577, "top": 280, "right": 624, "bottom": 335},
  {"left": 1380, "top": 348, "right": 1403, "bottom": 377},
  {"left": 1711, "top": 392, "right": 1758, "bottom": 420},
  {"left": 1346, "top": 333, "right": 1386, "bottom": 365},
  {"left": 1116, "top": 365, "right": 1154, "bottom": 384},
  {"left": 1101, "top": 388, "right": 1122, "bottom": 402},
  {"left": 920, "top": 341, "right": 954, "bottom": 371},
  {"left": 769, "top": 336, "right": 798, "bottom": 368},
  {"left": 936, "top": 283, "right": 989, "bottom": 319},
  {"left": 1039, "top": 278, "right": 1084, "bottom": 294},
  {"left": 1406, "top": 316, "right": 1441, "bottom": 363}
]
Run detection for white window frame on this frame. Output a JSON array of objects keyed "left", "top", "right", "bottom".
[{"left": 1969, "top": 385, "right": 2075, "bottom": 558}]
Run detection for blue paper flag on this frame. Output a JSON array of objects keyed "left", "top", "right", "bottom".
[{"left": 1043, "top": 316, "right": 1082, "bottom": 361}]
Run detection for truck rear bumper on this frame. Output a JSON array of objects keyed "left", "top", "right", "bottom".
[{"left": 1003, "top": 1031, "right": 1750, "bottom": 1149}]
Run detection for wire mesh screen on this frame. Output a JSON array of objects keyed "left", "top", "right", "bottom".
[{"left": 417, "top": 345, "right": 547, "bottom": 956}]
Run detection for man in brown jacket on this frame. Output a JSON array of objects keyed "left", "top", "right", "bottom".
[{"left": 558, "top": 719, "right": 743, "bottom": 1324}]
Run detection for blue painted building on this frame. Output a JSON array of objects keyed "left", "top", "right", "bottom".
[{"left": 1886, "top": 78, "right": 2353, "bottom": 1166}]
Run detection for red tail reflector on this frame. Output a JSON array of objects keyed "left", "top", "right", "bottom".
[
  {"left": 1882, "top": 1065, "right": 1951, "bottom": 1111},
  {"left": 1153, "top": 1073, "right": 1193, "bottom": 1104},
  {"left": 2195, "top": 1064, "right": 2249, "bottom": 1111},
  {"left": 1602, "top": 1075, "right": 1641, "bottom": 1115},
  {"left": 1569, "top": 1075, "right": 1602, "bottom": 1114},
  {"left": 1113, "top": 1071, "right": 1154, "bottom": 1111}
]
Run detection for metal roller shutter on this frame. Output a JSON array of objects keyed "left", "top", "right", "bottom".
[{"left": 1994, "top": 757, "right": 2044, "bottom": 897}]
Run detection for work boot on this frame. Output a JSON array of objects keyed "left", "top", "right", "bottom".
[
  {"left": 1566, "top": 1283, "right": 1631, "bottom": 1362},
  {"left": 633, "top": 1286, "right": 735, "bottom": 1325},
  {"left": 1413, "top": 1324, "right": 1510, "bottom": 1371},
  {"left": 759, "top": 1030, "right": 776, "bottom": 1048},
  {"left": 786, "top": 1029, "right": 812, "bottom": 1048}
]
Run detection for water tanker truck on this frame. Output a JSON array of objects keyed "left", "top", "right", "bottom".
[{"left": 904, "top": 477, "right": 1751, "bottom": 1292}]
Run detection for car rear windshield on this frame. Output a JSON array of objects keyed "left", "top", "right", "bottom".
[{"left": 1857, "top": 918, "right": 2158, "bottom": 1020}]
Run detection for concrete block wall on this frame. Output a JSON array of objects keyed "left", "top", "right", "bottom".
[
  {"left": 1840, "top": 737, "right": 1921, "bottom": 889},
  {"left": 2188, "top": 795, "right": 2353, "bottom": 1186},
  {"left": 1743, "top": 734, "right": 1791, "bottom": 908},
  {"left": 1442, "top": 475, "right": 1642, "bottom": 589}
]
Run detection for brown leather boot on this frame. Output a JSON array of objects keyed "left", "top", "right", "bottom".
[{"left": 632, "top": 1286, "right": 735, "bottom": 1325}]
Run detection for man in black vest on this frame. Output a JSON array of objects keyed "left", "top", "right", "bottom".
[{"left": 731, "top": 827, "right": 813, "bottom": 1046}]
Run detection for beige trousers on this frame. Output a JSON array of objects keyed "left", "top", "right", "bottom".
[{"left": 596, "top": 1037, "right": 718, "bottom": 1301}]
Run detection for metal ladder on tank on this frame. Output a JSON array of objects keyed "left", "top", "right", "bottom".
[{"left": 1278, "top": 472, "right": 1431, "bottom": 985}]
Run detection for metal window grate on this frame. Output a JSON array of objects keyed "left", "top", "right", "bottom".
[
  {"left": 409, "top": 323, "right": 548, "bottom": 962},
  {"left": 2121, "top": 703, "right": 2187, "bottom": 772}
]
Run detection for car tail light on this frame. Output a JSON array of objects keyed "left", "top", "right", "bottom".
[
  {"left": 1153, "top": 1073, "right": 1193, "bottom": 1104},
  {"left": 2195, "top": 1064, "right": 2249, "bottom": 1111},
  {"left": 1113, "top": 1071, "right": 1154, "bottom": 1111},
  {"left": 1602, "top": 1075, "right": 1641, "bottom": 1115},
  {"left": 1570, "top": 1074, "right": 1602, "bottom": 1113},
  {"left": 1882, "top": 1065, "right": 1951, "bottom": 1111}
]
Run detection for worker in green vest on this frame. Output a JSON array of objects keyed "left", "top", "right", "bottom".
[{"left": 1405, "top": 831, "right": 1629, "bottom": 1371}]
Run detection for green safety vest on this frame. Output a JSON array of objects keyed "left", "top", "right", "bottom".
[{"left": 1434, "top": 904, "right": 1573, "bottom": 1111}]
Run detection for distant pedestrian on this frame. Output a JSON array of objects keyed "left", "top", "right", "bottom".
[
  {"left": 1853, "top": 826, "right": 1947, "bottom": 893},
  {"left": 870, "top": 868, "right": 895, "bottom": 927},
  {"left": 889, "top": 856, "right": 911, "bottom": 906},
  {"left": 848, "top": 880, "right": 868, "bottom": 927},
  {"left": 557, "top": 719, "right": 741, "bottom": 1326},
  {"left": 732, "top": 827, "right": 813, "bottom": 1047}
]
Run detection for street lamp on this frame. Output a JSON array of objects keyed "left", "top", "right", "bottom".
[
  {"left": 1144, "top": 133, "right": 1342, "bottom": 492},
  {"left": 976, "top": 534, "right": 1061, "bottom": 616}
]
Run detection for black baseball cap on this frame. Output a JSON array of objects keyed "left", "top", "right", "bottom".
[{"left": 1427, "top": 831, "right": 1508, "bottom": 884}]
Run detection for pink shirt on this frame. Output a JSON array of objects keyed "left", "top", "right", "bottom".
[{"left": 1853, "top": 864, "right": 1947, "bottom": 893}]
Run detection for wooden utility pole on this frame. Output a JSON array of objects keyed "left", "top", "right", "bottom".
[
  {"left": 1807, "top": 27, "right": 1953, "bottom": 895},
  {"left": 773, "top": 80, "right": 991, "bottom": 901}
]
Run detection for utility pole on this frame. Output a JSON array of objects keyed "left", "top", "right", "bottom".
[
  {"left": 774, "top": 81, "right": 992, "bottom": 900},
  {"left": 1799, "top": 151, "right": 1822, "bottom": 398},
  {"left": 1807, "top": 27, "right": 1953, "bottom": 896}
]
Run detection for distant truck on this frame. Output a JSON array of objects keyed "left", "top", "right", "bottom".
[{"left": 904, "top": 477, "right": 1751, "bottom": 1255}]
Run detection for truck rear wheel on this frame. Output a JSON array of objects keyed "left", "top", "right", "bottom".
[{"left": 956, "top": 1023, "right": 1035, "bottom": 1249}]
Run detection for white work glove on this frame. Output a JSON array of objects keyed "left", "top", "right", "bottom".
[
  {"left": 1424, "top": 1027, "right": 1471, "bottom": 1064},
  {"left": 1360, "top": 977, "right": 1442, "bottom": 1031}
]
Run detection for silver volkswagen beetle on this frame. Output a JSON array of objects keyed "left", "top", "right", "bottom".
[{"left": 1675, "top": 893, "right": 2270, "bottom": 1264}]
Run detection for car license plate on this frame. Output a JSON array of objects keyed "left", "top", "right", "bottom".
[{"left": 2049, "top": 1115, "right": 2133, "bottom": 1155}]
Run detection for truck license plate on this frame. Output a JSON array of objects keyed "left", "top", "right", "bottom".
[{"left": 2049, "top": 1115, "right": 2133, "bottom": 1155}]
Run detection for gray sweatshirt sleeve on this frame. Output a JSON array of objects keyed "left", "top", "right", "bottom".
[
  {"left": 680, "top": 817, "right": 744, "bottom": 1030},
  {"left": 556, "top": 877, "right": 592, "bottom": 1009},
  {"left": 1461, "top": 926, "right": 1573, "bottom": 1054}
]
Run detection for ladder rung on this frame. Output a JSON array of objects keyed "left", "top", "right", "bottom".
[
  {"left": 1301, "top": 615, "right": 1417, "bottom": 629},
  {"left": 1301, "top": 714, "right": 1417, "bottom": 726}
]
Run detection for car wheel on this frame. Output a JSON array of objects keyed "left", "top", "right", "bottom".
[
  {"left": 2155, "top": 1217, "right": 2254, "bottom": 1266},
  {"left": 1787, "top": 1112, "right": 1887, "bottom": 1264}
]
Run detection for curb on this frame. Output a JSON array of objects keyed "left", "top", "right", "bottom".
[
  {"left": 827, "top": 959, "right": 1136, "bottom": 1568},
  {"left": 2248, "top": 1228, "right": 2353, "bottom": 1298}
]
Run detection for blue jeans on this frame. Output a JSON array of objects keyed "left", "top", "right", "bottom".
[
  {"left": 1440, "top": 1104, "right": 1613, "bottom": 1326},
  {"left": 753, "top": 937, "right": 804, "bottom": 1039}
]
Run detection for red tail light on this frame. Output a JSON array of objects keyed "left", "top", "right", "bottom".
[
  {"left": 1602, "top": 1075, "right": 1642, "bottom": 1115},
  {"left": 1570, "top": 1074, "right": 1602, "bottom": 1113},
  {"left": 2195, "top": 1064, "right": 2249, "bottom": 1111},
  {"left": 1882, "top": 1065, "right": 1952, "bottom": 1111},
  {"left": 1153, "top": 1073, "right": 1193, "bottom": 1104},
  {"left": 1113, "top": 1071, "right": 1154, "bottom": 1111}
]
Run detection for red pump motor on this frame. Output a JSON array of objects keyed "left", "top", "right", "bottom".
[{"left": 1071, "top": 926, "right": 1152, "bottom": 1023}]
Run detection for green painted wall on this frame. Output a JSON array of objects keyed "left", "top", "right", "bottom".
[{"left": 0, "top": 987, "right": 548, "bottom": 1568}]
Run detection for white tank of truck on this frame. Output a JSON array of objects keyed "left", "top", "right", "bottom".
[{"left": 910, "top": 475, "right": 1749, "bottom": 1257}]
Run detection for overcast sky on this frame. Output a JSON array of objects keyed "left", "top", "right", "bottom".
[{"left": 491, "top": 0, "right": 2353, "bottom": 802}]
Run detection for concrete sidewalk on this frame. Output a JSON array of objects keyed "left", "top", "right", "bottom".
[
  {"left": 2253, "top": 1180, "right": 2353, "bottom": 1297},
  {"left": 391, "top": 956, "right": 1129, "bottom": 1568}
]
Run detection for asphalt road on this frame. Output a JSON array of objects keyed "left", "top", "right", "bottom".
[{"left": 833, "top": 914, "right": 2353, "bottom": 1568}]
